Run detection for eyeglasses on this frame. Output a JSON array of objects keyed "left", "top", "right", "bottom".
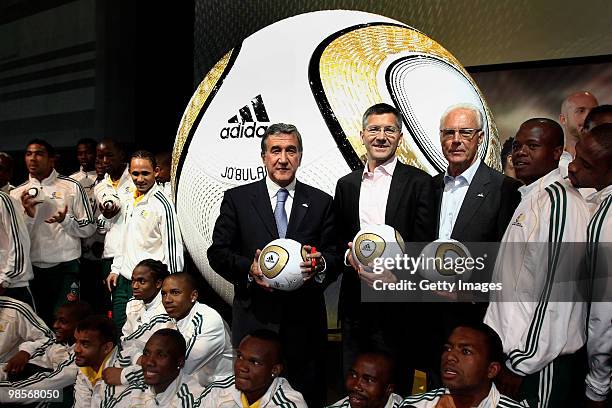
[
  {"left": 364, "top": 126, "right": 400, "bottom": 136},
  {"left": 440, "top": 128, "right": 482, "bottom": 141}
]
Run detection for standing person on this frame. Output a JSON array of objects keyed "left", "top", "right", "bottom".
[
  {"left": 0, "top": 152, "right": 15, "bottom": 194},
  {"left": 200, "top": 330, "right": 308, "bottom": 408},
  {"left": 70, "top": 138, "right": 105, "bottom": 313},
  {"left": 484, "top": 118, "right": 590, "bottom": 408},
  {"left": 432, "top": 104, "right": 521, "bottom": 350},
  {"left": 207, "top": 122, "right": 336, "bottom": 407},
  {"left": 333, "top": 103, "right": 433, "bottom": 393},
  {"left": 0, "top": 191, "right": 34, "bottom": 307},
  {"left": 501, "top": 137, "right": 518, "bottom": 180},
  {"left": 105, "top": 150, "right": 183, "bottom": 330},
  {"left": 567, "top": 124, "right": 612, "bottom": 406},
  {"left": 94, "top": 138, "right": 133, "bottom": 316},
  {"left": 11, "top": 139, "right": 95, "bottom": 325},
  {"left": 154, "top": 151, "right": 172, "bottom": 200},
  {"left": 558, "top": 91, "right": 598, "bottom": 178},
  {"left": 327, "top": 351, "right": 402, "bottom": 408}
]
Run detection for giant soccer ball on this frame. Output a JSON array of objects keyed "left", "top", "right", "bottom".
[{"left": 173, "top": 10, "right": 500, "bottom": 303}]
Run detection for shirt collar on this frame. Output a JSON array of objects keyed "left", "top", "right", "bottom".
[
  {"left": 79, "top": 347, "right": 115, "bottom": 386},
  {"left": 150, "top": 370, "right": 183, "bottom": 405},
  {"left": 444, "top": 158, "right": 480, "bottom": 185},
  {"left": 30, "top": 169, "right": 58, "bottom": 186},
  {"left": 145, "top": 290, "right": 163, "bottom": 312},
  {"left": 518, "top": 168, "right": 561, "bottom": 198},
  {"left": 265, "top": 176, "right": 296, "bottom": 200},
  {"left": 362, "top": 156, "right": 398, "bottom": 179},
  {"left": 587, "top": 184, "right": 612, "bottom": 205}
]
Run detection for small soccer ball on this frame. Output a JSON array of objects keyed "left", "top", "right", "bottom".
[
  {"left": 418, "top": 239, "right": 473, "bottom": 283},
  {"left": 351, "top": 225, "right": 406, "bottom": 272},
  {"left": 258, "top": 238, "right": 306, "bottom": 291}
]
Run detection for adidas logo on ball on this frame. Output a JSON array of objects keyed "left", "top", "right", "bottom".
[
  {"left": 258, "top": 239, "right": 306, "bottom": 291},
  {"left": 219, "top": 94, "right": 270, "bottom": 139}
]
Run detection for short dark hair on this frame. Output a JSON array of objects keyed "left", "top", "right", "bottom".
[
  {"left": 584, "top": 105, "right": 612, "bottom": 130},
  {"left": 130, "top": 150, "right": 157, "bottom": 169},
  {"left": 246, "top": 329, "right": 283, "bottom": 363},
  {"left": 0, "top": 152, "right": 14, "bottom": 169},
  {"left": 362, "top": 103, "right": 403, "bottom": 130},
  {"left": 136, "top": 259, "right": 169, "bottom": 282},
  {"left": 59, "top": 301, "right": 93, "bottom": 322},
  {"left": 520, "top": 118, "right": 564, "bottom": 148},
  {"left": 76, "top": 138, "right": 97, "bottom": 151},
  {"left": 501, "top": 137, "right": 514, "bottom": 167},
  {"left": 164, "top": 272, "right": 198, "bottom": 292},
  {"left": 26, "top": 139, "right": 55, "bottom": 156},
  {"left": 589, "top": 123, "right": 612, "bottom": 160},
  {"left": 75, "top": 315, "right": 117, "bottom": 345},
  {"left": 451, "top": 322, "right": 504, "bottom": 365},
  {"left": 354, "top": 350, "right": 396, "bottom": 385},
  {"left": 150, "top": 328, "right": 186, "bottom": 358},
  {"left": 260, "top": 123, "right": 303, "bottom": 154}
]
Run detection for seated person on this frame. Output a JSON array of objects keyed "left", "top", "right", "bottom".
[
  {"left": 73, "top": 315, "right": 127, "bottom": 408},
  {"left": 399, "top": 323, "right": 522, "bottom": 408},
  {"left": 327, "top": 351, "right": 402, "bottom": 408},
  {"left": 102, "top": 259, "right": 175, "bottom": 385},
  {"left": 0, "top": 302, "right": 92, "bottom": 406},
  {"left": 0, "top": 296, "right": 54, "bottom": 363},
  {"left": 106, "top": 328, "right": 203, "bottom": 407},
  {"left": 161, "top": 272, "right": 233, "bottom": 386},
  {"left": 199, "top": 330, "right": 307, "bottom": 407}
]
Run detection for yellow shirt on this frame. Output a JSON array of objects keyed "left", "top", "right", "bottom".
[
  {"left": 79, "top": 350, "right": 113, "bottom": 386},
  {"left": 241, "top": 393, "right": 261, "bottom": 408},
  {"left": 133, "top": 189, "right": 145, "bottom": 205}
]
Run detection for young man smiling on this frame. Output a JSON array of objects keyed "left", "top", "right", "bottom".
[{"left": 106, "top": 150, "right": 183, "bottom": 330}]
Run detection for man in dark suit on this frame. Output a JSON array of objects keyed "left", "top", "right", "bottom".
[
  {"left": 432, "top": 103, "right": 521, "bottom": 346},
  {"left": 333, "top": 103, "right": 434, "bottom": 393},
  {"left": 207, "top": 123, "right": 335, "bottom": 407}
]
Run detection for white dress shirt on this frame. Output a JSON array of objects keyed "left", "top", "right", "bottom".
[
  {"left": 359, "top": 156, "right": 397, "bottom": 228},
  {"left": 438, "top": 158, "right": 481, "bottom": 239},
  {"left": 265, "top": 176, "right": 296, "bottom": 220}
]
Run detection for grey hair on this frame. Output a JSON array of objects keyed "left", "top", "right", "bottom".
[
  {"left": 261, "top": 123, "right": 303, "bottom": 154},
  {"left": 439, "top": 103, "right": 484, "bottom": 130}
]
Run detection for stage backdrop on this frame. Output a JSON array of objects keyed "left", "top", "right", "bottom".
[{"left": 172, "top": 10, "right": 500, "bottom": 334}]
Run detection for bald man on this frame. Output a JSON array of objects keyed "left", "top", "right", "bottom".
[
  {"left": 485, "top": 118, "right": 590, "bottom": 408},
  {"left": 558, "top": 91, "right": 598, "bottom": 178},
  {"left": 568, "top": 124, "right": 612, "bottom": 406}
]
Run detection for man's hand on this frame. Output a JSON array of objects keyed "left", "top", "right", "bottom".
[
  {"left": 495, "top": 364, "right": 523, "bottom": 400},
  {"left": 102, "top": 367, "right": 123, "bottom": 385},
  {"left": 100, "top": 202, "right": 120, "bottom": 219},
  {"left": 300, "top": 245, "right": 325, "bottom": 282},
  {"left": 4, "top": 351, "right": 31, "bottom": 375},
  {"left": 358, "top": 264, "right": 397, "bottom": 288},
  {"left": 346, "top": 242, "right": 359, "bottom": 271},
  {"left": 434, "top": 395, "right": 457, "bottom": 408},
  {"left": 250, "top": 249, "right": 272, "bottom": 291},
  {"left": 45, "top": 205, "right": 68, "bottom": 224},
  {"left": 20, "top": 190, "right": 40, "bottom": 218},
  {"left": 106, "top": 273, "right": 119, "bottom": 292}
]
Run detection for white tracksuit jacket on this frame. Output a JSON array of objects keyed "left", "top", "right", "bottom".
[
  {"left": 109, "top": 183, "right": 183, "bottom": 280},
  {"left": 585, "top": 184, "right": 612, "bottom": 402},
  {"left": 11, "top": 170, "right": 96, "bottom": 267},
  {"left": 485, "top": 169, "right": 590, "bottom": 376},
  {"left": 0, "top": 192, "right": 33, "bottom": 288},
  {"left": 328, "top": 393, "right": 403, "bottom": 407},
  {"left": 398, "top": 384, "right": 523, "bottom": 407}
]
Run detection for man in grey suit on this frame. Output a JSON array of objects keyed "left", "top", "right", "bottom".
[{"left": 432, "top": 103, "right": 522, "bottom": 333}]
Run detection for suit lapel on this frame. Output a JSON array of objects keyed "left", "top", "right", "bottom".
[
  {"left": 286, "top": 181, "right": 309, "bottom": 237},
  {"left": 385, "top": 162, "right": 407, "bottom": 223},
  {"left": 451, "top": 162, "right": 490, "bottom": 238},
  {"left": 348, "top": 170, "right": 362, "bottom": 230},
  {"left": 251, "top": 179, "right": 278, "bottom": 238},
  {"left": 432, "top": 173, "right": 444, "bottom": 237}
]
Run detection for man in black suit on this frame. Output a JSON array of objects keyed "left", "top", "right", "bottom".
[
  {"left": 333, "top": 103, "right": 434, "bottom": 393},
  {"left": 207, "top": 123, "right": 335, "bottom": 407},
  {"left": 432, "top": 103, "right": 521, "bottom": 347}
]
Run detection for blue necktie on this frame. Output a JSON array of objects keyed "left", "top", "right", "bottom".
[{"left": 275, "top": 188, "right": 288, "bottom": 238}]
